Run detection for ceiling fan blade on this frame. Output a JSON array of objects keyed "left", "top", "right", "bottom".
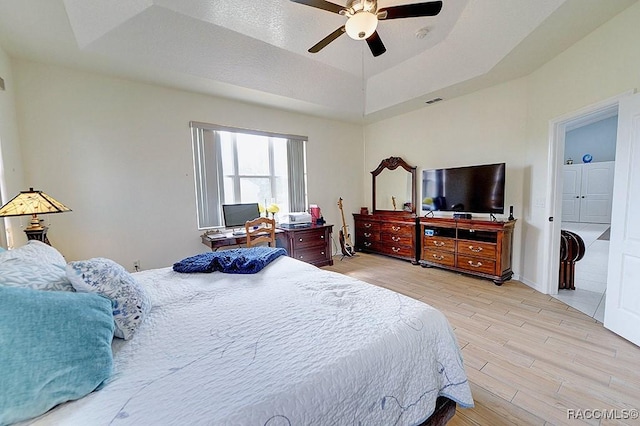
[
  {"left": 366, "top": 31, "right": 386, "bottom": 57},
  {"left": 289, "top": 0, "right": 344, "bottom": 14},
  {"left": 378, "top": 1, "right": 443, "bottom": 20},
  {"left": 308, "top": 26, "right": 346, "bottom": 53}
]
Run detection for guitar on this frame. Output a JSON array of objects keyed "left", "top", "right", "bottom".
[{"left": 337, "top": 197, "right": 355, "bottom": 257}]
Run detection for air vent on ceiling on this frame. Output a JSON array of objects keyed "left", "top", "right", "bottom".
[
  {"left": 415, "top": 27, "right": 430, "bottom": 39},
  {"left": 425, "top": 97, "right": 443, "bottom": 104}
]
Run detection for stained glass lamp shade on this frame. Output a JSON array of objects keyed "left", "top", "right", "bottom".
[{"left": 0, "top": 188, "right": 71, "bottom": 230}]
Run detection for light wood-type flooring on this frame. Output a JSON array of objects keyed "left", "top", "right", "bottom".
[{"left": 324, "top": 253, "right": 640, "bottom": 426}]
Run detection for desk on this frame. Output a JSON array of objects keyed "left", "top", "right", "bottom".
[
  {"left": 201, "top": 224, "right": 333, "bottom": 267},
  {"left": 200, "top": 229, "right": 283, "bottom": 251}
]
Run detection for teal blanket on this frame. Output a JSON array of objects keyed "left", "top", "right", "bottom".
[{"left": 173, "top": 247, "right": 287, "bottom": 274}]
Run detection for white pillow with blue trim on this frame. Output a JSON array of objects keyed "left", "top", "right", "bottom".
[{"left": 66, "top": 258, "right": 151, "bottom": 340}]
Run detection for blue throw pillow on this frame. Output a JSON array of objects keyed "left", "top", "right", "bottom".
[{"left": 0, "top": 286, "right": 114, "bottom": 425}]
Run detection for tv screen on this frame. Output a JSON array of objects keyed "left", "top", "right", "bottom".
[
  {"left": 222, "top": 203, "right": 260, "bottom": 228},
  {"left": 422, "top": 163, "right": 506, "bottom": 214}
]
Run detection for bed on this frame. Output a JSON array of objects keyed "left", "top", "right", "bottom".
[{"left": 1, "top": 242, "right": 473, "bottom": 425}]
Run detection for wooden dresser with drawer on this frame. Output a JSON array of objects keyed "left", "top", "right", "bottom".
[
  {"left": 419, "top": 217, "right": 516, "bottom": 285},
  {"left": 353, "top": 213, "right": 417, "bottom": 263},
  {"left": 276, "top": 224, "right": 333, "bottom": 267}
]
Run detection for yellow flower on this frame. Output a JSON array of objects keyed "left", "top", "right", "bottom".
[{"left": 266, "top": 203, "right": 279, "bottom": 214}]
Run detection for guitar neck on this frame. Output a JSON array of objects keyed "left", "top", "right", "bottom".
[{"left": 339, "top": 204, "right": 348, "bottom": 232}]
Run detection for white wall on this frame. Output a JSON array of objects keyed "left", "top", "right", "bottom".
[
  {"left": 521, "top": 0, "right": 640, "bottom": 290},
  {"left": 0, "top": 44, "right": 25, "bottom": 248},
  {"left": 7, "top": 2, "right": 640, "bottom": 287},
  {"left": 12, "top": 59, "right": 364, "bottom": 270},
  {"left": 364, "top": 1, "right": 640, "bottom": 290},
  {"left": 565, "top": 116, "right": 617, "bottom": 164},
  {"left": 365, "top": 78, "right": 528, "bottom": 278}
]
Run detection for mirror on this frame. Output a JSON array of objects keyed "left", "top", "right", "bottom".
[{"left": 372, "top": 157, "right": 416, "bottom": 215}]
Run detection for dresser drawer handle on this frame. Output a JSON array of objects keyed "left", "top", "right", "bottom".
[
  {"left": 321, "top": 251, "right": 325, "bottom": 255},
  {"left": 468, "top": 260, "right": 483, "bottom": 268},
  {"left": 432, "top": 241, "right": 445, "bottom": 247},
  {"left": 320, "top": 235, "right": 324, "bottom": 239},
  {"left": 468, "top": 246, "right": 483, "bottom": 252},
  {"left": 364, "top": 242, "right": 371, "bottom": 247},
  {"left": 298, "top": 255, "right": 304, "bottom": 259},
  {"left": 392, "top": 226, "right": 401, "bottom": 232},
  {"left": 364, "top": 232, "right": 371, "bottom": 238},
  {"left": 392, "top": 247, "right": 400, "bottom": 253},
  {"left": 392, "top": 236, "right": 401, "bottom": 242},
  {"left": 364, "top": 223, "right": 372, "bottom": 228},
  {"left": 299, "top": 238, "right": 303, "bottom": 242},
  {"left": 432, "top": 254, "right": 444, "bottom": 261}
]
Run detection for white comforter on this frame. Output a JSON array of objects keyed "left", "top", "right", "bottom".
[{"left": 27, "top": 256, "right": 473, "bottom": 425}]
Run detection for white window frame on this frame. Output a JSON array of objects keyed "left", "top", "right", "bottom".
[{"left": 190, "top": 122, "right": 308, "bottom": 229}]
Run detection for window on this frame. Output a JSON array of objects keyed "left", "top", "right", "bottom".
[{"left": 191, "top": 122, "right": 307, "bottom": 229}]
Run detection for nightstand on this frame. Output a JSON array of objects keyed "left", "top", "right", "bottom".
[{"left": 276, "top": 224, "right": 333, "bottom": 267}]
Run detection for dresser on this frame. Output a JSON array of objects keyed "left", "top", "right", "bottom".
[
  {"left": 353, "top": 213, "right": 417, "bottom": 263},
  {"left": 419, "top": 217, "right": 516, "bottom": 285},
  {"left": 276, "top": 224, "right": 334, "bottom": 267}
]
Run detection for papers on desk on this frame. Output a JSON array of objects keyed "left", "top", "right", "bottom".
[
  {"left": 207, "top": 233, "right": 227, "bottom": 239},
  {"left": 206, "top": 231, "right": 245, "bottom": 239}
]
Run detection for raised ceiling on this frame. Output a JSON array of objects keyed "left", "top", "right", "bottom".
[{"left": 0, "top": 0, "right": 636, "bottom": 122}]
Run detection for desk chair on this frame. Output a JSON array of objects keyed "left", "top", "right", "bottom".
[{"left": 245, "top": 217, "right": 276, "bottom": 247}]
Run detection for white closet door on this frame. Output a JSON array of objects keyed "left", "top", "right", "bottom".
[
  {"left": 561, "top": 164, "right": 582, "bottom": 222},
  {"left": 605, "top": 92, "right": 640, "bottom": 346},
  {"left": 579, "top": 161, "right": 615, "bottom": 224}
]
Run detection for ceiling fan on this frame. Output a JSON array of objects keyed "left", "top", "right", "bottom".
[{"left": 290, "top": 0, "right": 443, "bottom": 57}]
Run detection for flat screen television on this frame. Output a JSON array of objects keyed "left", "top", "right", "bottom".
[
  {"left": 421, "top": 163, "right": 506, "bottom": 214},
  {"left": 222, "top": 203, "right": 260, "bottom": 229}
]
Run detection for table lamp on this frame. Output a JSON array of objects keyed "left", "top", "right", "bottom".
[{"left": 0, "top": 188, "right": 71, "bottom": 245}]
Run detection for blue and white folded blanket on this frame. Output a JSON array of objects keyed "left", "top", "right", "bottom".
[{"left": 173, "top": 247, "right": 287, "bottom": 274}]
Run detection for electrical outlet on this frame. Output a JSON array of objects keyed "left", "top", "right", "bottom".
[{"left": 133, "top": 260, "right": 140, "bottom": 271}]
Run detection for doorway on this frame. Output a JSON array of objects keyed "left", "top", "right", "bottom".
[
  {"left": 554, "top": 115, "right": 617, "bottom": 321},
  {"left": 543, "top": 91, "right": 633, "bottom": 319}
]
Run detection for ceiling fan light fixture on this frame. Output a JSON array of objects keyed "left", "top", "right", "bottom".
[{"left": 345, "top": 11, "right": 378, "bottom": 40}]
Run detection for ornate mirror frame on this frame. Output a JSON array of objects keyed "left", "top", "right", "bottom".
[{"left": 371, "top": 156, "right": 417, "bottom": 215}]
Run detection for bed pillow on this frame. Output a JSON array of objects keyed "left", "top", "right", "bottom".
[
  {"left": 0, "top": 241, "right": 73, "bottom": 291},
  {"left": 66, "top": 258, "right": 151, "bottom": 340},
  {"left": 0, "top": 258, "right": 73, "bottom": 291},
  {"left": 0, "top": 286, "right": 114, "bottom": 425},
  {"left": 0, "top": 240, "right": 66, "bottom": 266}
]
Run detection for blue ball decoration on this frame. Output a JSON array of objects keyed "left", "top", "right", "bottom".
[{"left": 582, "top": 154, "right": 593, "bottom": 163}]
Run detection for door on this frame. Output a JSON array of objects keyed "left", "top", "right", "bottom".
[
  {"left": 562, "top": 165, "right": 581, "bottom": 222},
  {"left": 604, "top": 93, "right": 640, "bottom": 346},
  {"left": 579, "top": 161, "right": 615, "bottom": 223}
]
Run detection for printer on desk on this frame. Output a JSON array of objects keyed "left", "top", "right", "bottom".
[{"left": 280, "top": 212, "right": 312, "bottom": 228}]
